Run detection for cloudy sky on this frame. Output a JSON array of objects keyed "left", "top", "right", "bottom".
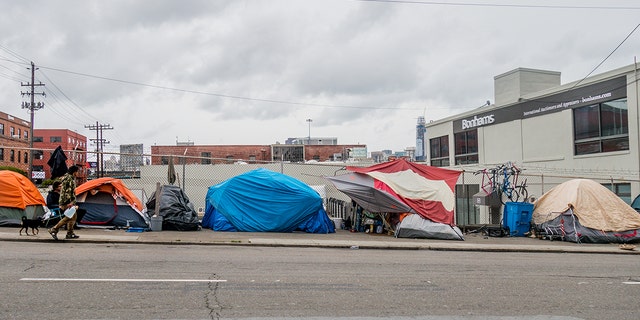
[{"left": 0, "top": 0, "right": 638, "bottom": 156}]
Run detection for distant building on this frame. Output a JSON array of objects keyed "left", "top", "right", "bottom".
[
  {"left": 151, "top": 143, "right": 367, "bottom": 164},
  {"left": 0, "top": 111, "right": 30, "bottom": 173},
  {"left": 415, "top": 116, "right": 426, "bottom": 161},
  {"left": 370, "top": 150, "right": 393, "bottom": 163},
  {"left": 285, "top": 137, "right": 338, "bottom": 145},
  {"left": 32, "top": 129, "right": 87, "bottom": 182},
  {"left": 120, "top": 144, "right": 144, "bottom": 172},
  {"left": 404, "top": 146, "right": 416, "bottom": 161}
]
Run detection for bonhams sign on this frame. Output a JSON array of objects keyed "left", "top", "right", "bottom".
[
  {"left": 461, "top": 114, "right": 495, "bottom": 130},
  {"left": 453, "top": 76, "right": 627, "bottom": 133}
]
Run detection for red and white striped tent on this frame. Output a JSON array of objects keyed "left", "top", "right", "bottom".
[{"left": 327, "top": 159, "right": 462, "bottom": 225}]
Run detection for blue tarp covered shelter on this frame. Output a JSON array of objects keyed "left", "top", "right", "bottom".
[{"left": 201, "top": 168, "right": 335, "bottom": 233}]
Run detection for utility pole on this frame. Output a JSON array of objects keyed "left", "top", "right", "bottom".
[
  {"left": 20, "top": 62, "right": 45, "bottom": 181},
  {"left": 85, "top": 122, "right": 113, "bottom": 178}
]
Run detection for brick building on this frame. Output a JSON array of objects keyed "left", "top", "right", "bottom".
[
  {"left": 151, "top": 143, "right": 367, "bottom": 165},
  {"left": 0, "top": 111, "right": 31, "bottom": 173},
  {"left": 32, "top": 129, "right": 88, "bottom": 182}
]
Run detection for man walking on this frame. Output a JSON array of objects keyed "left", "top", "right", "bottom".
[{"left": 48, "top": 165, "right": 80, "bottom": 240}]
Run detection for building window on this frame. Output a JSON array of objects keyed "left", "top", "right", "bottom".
[
  {"left": 34, "top": 150, "right": 44, "bottom": 160},
  {"left": 201, "top": 152, "right": 212, "bottom": 165},
  {"left": 50, "top": 136, "right": 62, "bottom": 143},
  {"left": 430, "top": 135, "right": 450, "bottom": 167},
  {"left": 454, "top": 129, "right": 478, "bottom": 165},
  {"left": 0, "top": 123, "right": 4, "bottom": 135},
  {"left": 23, "top": 130, "right": 28, "bottom": 140},
  {"left": 0, "top": 148, "right": 3, "bottom": 160},
  {"left": 574, "top": 98, "right": 628, "bottom": 155},
  {"left": 160, "top": 156, "right": 169, "bottom": 165},
  {"left": 603, "top": 183, "right": 631, "bottom": 204},
  {"left": 272, "top": 145, "right": 304, "bottom": 163},
  {"left": 23, "top": 152, "right": 27, "bottom": 163},
  {"left": 10, "top": 150, "right": 15, "bottom": 162},
  {"left": 455, "top": 184, "right": 480, "bottom": 225},
  {"left": 10, "top": 127, "right": 15, "bottom": 137},
  {"left": 226, "top": 155, "right": 234, "bottom": 164},
  {"left": 33, "top": 136, "right": 43, "bottom": 142}
]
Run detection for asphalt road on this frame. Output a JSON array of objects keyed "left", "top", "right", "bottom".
[{"left": 1, "top": 241, "right": 639, "bottom": 320}]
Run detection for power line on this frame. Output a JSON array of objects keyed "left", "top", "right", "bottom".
[
  {"left": 0, "top": 44, "right": 30, "bottom": 64},
  {"left": 357, "top": 0, "right": 640, "bottom": 10},
  {"left": 0, "top": 63, "right": 29, "bottom": 81},
  {"left": 572, "top": 23, "right": 640, "bottom": 89},
  {"left": 38, "top": 65, "right": 422, "bottom": 111},
  {"left": 39, "top": 70, "right": 100, "bottom": 123}
]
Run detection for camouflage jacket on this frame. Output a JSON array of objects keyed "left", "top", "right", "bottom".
[{"left": 59, "top": 173, "right": 76, "bottom": 207}]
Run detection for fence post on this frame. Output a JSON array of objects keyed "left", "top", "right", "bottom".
[
  {"left": 182, "top": 156, "right": 186, "bottom": 192},
  {"left": 540, "top": 173, "right": 544, "bottom": 197},
  {"left": 280, "top": 155, "right": 284, "bottom": 174},
  {"left": 154, "top": 182, "right": 161, "bottom": 217}
]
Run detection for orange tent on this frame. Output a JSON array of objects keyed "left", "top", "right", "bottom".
[
  {"left": 75, "top": 177, "right": 143, "bottom": 211},
  {"left": 0, "top": 170, "right": 46, "bottom": 209},
  {"left": 0, "top": 170, "right": 46, "bottom": 226}
]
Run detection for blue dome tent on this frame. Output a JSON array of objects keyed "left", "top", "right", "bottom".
[{"left": 202, "top": 168, "right": 335, "bottom": 233}]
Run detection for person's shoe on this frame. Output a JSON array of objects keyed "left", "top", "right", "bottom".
[
  {"left": 48, "top": 229, "right": 58, "bottom": 241},
  {"left": 65, "top": 234, "right": 80, "bottom": 239}
]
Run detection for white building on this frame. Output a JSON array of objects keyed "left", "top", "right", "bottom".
[{"left": 425, "top": 64, "right": 639, "bottom": 225}]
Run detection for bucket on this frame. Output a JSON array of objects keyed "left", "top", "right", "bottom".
[
  {"left": 150, "top": 216, "right": 163, "bottom": 232},
  {"left": 331, "top": 218, "right": 343, "bottom": 230}
]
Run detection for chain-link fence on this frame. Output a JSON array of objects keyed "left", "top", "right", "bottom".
[
  {"left": 48, "top": 150, "right": 639, "bottom": 229},
  {"left": 455, "top": 168, "right": 638, "bottom": 227}
]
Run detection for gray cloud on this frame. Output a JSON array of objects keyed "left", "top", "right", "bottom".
[{"left": 0, "top": 0, "right": 638, "bottom": 153}]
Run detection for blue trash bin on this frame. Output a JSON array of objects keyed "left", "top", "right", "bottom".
[{"left": 503, "top": 202, "right": 533, "bottom": 237}]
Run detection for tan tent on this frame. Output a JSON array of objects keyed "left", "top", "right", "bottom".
[
  {"left": 534, "top": 179, "right": 640, "bottom": 231},
  {"left": 533, "top": 179, "right": 640, "bottom": 243}
]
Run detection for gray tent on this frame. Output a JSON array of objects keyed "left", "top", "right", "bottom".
[
  {"left": 325, "top": 173, "right": 414, "bottom": 214},
  {"left": 395, "top": 214, "right": 464, "bottom": 240}
]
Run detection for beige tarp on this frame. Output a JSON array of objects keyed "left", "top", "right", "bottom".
[{"left": 533, "top": 179, "right": 640, "bottom": 232}]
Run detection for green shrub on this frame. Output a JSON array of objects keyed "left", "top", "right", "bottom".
[{"left": 0, "top": 166, "right": 28, "bottom": 177}]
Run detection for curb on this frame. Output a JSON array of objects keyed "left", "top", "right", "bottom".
[{"left": 1, "top": 231, "right": 638, "bottom": 255}]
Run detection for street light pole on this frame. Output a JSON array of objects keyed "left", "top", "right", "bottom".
[{"left": 306, "top": 118, "right": 312, "bottom": 145}]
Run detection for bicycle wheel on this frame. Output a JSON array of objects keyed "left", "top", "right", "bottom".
[
  {"left": 499, "top": 187, "right": 511, "bottom": 205},
  {"left": 515, "top": 185, "right": 529, "bottom": 202},
  {"left": 510, "top": 187, "right": 520, "bottom": 203}
]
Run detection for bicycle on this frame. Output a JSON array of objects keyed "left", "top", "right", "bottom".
[
  {"left": 498, "top": 162, "right": 528, "bottom": 204},
  {"left": 473, "top": 168, "right": 499, "bottom": 196}
]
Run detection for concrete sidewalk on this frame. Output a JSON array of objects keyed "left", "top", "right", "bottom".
[{"left": 1, "top": 227, "right": 638, "bottom": 254}]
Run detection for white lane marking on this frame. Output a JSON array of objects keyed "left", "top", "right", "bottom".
[
  {"left": 623, "top": 281, "right": 640, "bottom": 285},
  {"left": 20, "top": 278, "right": 226, "bottom": 283}
]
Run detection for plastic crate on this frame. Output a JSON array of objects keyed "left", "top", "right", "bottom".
[{"left": 503, "top": 202, "right": 533, "bottom": 237}]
